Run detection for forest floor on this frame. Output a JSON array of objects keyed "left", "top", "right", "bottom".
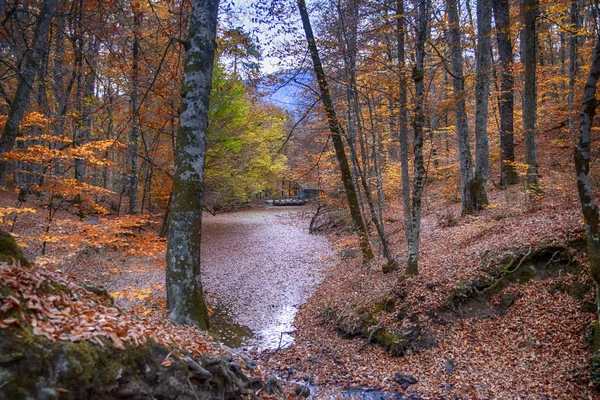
[
  {"left": 263, "top": 170, "right": 598, "bottom": 398},
  {"left": 1, "top": 134, "right": 599, "bottom": 399}
]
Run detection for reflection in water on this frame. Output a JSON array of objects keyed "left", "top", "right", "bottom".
[
  {"left": 209, "top": 303, "right": 253, "bottom": 348},
  {"left": 254, "top": 304, "right": 297, "bottom": 349},
  {"left": 209, "top": 303, "right": 298, "bottom": 350}
]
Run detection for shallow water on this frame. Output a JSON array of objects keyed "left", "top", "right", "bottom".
[{"left": 201, "top": 206, "right": 334, "bottom": 350}]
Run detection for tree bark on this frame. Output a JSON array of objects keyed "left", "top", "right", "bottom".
[
  {"left": 403, "top": 0, "right": 430, "bottom": 275},
  {"left": 474, "top": 0, "right": 491, "bottom": 203},
  {"left": 297, "top": 0, "right": 373, "bottom": 261},
  {"left": 522, "top": 0, "right": 539, "bottom": 189},
  {"left": 129, "top": 8, "right": 141, "bottom": 214},
  {"left": 568, "top": 0, "right": 579, "bottom": 135},
  {"left": 0, "top": 0, "right": 57, "bottom": 185},
  {"left": 447, "top": 0, "right": 481, "bottom": 215},
  {"left": 574, "top": 33, "right": 600, "bottom": 290},
  {"left": 492, "top": 0, "right": 518, "bottom": 186},
  {"left": 396, "top": 0, "right": 411, "bottom": 250},
  {"left": 166, "top": 0, "right": 220, "bottom": 329}
]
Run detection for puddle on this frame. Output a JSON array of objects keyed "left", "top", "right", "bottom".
[{"left": 201, "top": 207, "right": 333, "bottom": 351}]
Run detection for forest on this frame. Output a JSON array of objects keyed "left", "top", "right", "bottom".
[{"left": 1, "top": 0, "right": 600, "bottom": 398}]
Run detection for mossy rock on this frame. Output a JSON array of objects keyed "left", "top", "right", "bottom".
[
  {"left": 0, "top": 325, "right": 261, "bottom": 399},
  {"left": 0, "top": 231, "right": 29, "bottom": 267}
]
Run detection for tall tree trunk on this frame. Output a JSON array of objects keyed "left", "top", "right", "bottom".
[
  {"left": 396, "top": 0, "right": 413, "bottom": 270},
  {"left": 447, "top": 0, "right": 480, "bottom": 215},
  {"left": 129, "top": 8, "right": 141, "bottom": 214},
  {"left": 574, "top": 32, "right": 600, "bottom": 309},
  {"left": 297, "top": 0, "right": 373, "bottom": 261},
  {"left": 0, "top": 0, "right": 57, "bottom": 185},
  {"left": 404, "top": 0, "right": 430, "bottom": 275},
  {"left": 492, "top": 0, "right": 518, "bottom": 186},
  {"left": 337, "top": 0, "right": 367, "bottom": 227},
  {"left": 568, "top": 0, "right": 579, "bottom": 135},
  {"left": 166, "top": 0, "right": 220, "bottom": 329},
  {"left": 474, "top": 0, "right": 491, "bottom": 203},
  {"left": 522, "top": 0, "right": 539, "bottom": 189},
  {"left": 75, "top": 37, "right": 98, "bottom": 182}
]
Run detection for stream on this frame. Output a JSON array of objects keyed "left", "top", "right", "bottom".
[
  {"left": 201, "top": 206, "right": 334, "bottom": 350},
  {"left": 201, "top": 207, "right": 422, "bottom": 399}
]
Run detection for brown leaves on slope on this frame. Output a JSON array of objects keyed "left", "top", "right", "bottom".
[{"left": 0, "top": 262, "right": 214, "bottom": 357}]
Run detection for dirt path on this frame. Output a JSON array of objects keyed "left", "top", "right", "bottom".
[{"left": 201, "top": 207, "right": 334, "bottom": 350}]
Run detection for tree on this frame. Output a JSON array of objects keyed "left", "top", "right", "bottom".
[
  {"left": 128, "top": 3, "right": 141, "bottom": 215},
  {"left": 521, "top": 0, "right": 539, "bottom": 190},
  {"left": 474, "top": 0, "right": 492, "bottom": 197},
  {"left": 0, "top": 0, "right": 57, "bottom": 185},
  {"left": 574, "top": 30, "right": 600, "bottom": 344},
  {"left": 401, "top": 0, "right": 430, "bottom": 275},
  {"left": 568, "top": 0, "right": 579, "bottom": 134},
  {"left": 165, "top": 0, "right": 220, "bottom": 329},
  {"left": 297, "top": 0, "right": 373, "bottom": 261},
  {"left": 492, "top": 0, "right": 518, "bottom": 186},
  {"left": 447, "top": 0, "right": 483, "bottom": 215}
]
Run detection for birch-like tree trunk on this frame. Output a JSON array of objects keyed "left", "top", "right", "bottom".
[
  {"left": 166, "top": 0, "right": 220, "bottom": 329},
  {"left": 297, "top": 0, "right": 374, "bottom": 261},
  {"left": 474, "top": 0, "right": 491, "bottom": 202},
  {"left": 0, "top": 0, "right": 57, "bottom": 185},
  {"left": 492, "top": 0, "right": 518, "bottom": 186},
  {"left": 522, "top": 0, "right": 539, "bottom": 189}
]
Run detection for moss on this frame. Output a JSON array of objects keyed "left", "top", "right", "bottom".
[
  {"left": 0, "top": 283, "right": 15, "bottom": 298},
  {"left": 63, "top": 341, "right": 99, "bottom": 384},
  {"left": 0, "top": 231, "right": 29, "bottom": 267},
  {"left": 0, "top": 327, "right": 53, "bottom": 400},
  {"left": 375, "top": 326, "right": 407, "bottom": 356},
  {"left": 39, "top": 281, "right": 71, "bottom": 295}
]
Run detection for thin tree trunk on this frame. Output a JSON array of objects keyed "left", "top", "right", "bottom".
[
  {"left": 396, "top": 0, "right": 414, "bottom": 272},
  {"left": 129, "top": 8, "right": 141, "bottom": 214},
  {"left": 166, "top": 0, "right": 220, "bottom": 329},
  {"left": 568, "top": 0, "right": 579, "bottom": 136},
  {"left": 297, "top": 0, "right": 373, "bottom": 261},
  {"left": 474, "top": 0, "right": 491, "bottom": 203},
  {"left": 493, "top": 0, "right": 518, "bottom": 186},
  {"left": 522, "top": 0, "right": 539, "bottom": 189},
  {"left": 337, "top": 0, "right": 367, "bottom": 225},
  {"left": 0, "top": 0, "right": 57, "bottom": 185},
  {"left": 75, "top": 37, "right": 98, "bottom": 182}
]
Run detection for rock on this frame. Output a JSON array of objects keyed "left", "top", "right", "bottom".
[
  {"left": 394, "top": 373, "right": 417, "bottom": 388},
  {"left": 263, "top": 375, "right": 284, "bottom": 396},
  {"left": 445, "top": 359, "right": 455, "bottom": 374},
  {"left": 0, "top": 231, "right": 30, "bottom": 267},
  {"left": 38, "top": 388, "right": 58, "bottom": 400},
  {"left": 112, "top": 380, "right": 152, "bottom": 397},
  {"left": 293, "top": 383, "right": 311, "bottom": 398}
]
